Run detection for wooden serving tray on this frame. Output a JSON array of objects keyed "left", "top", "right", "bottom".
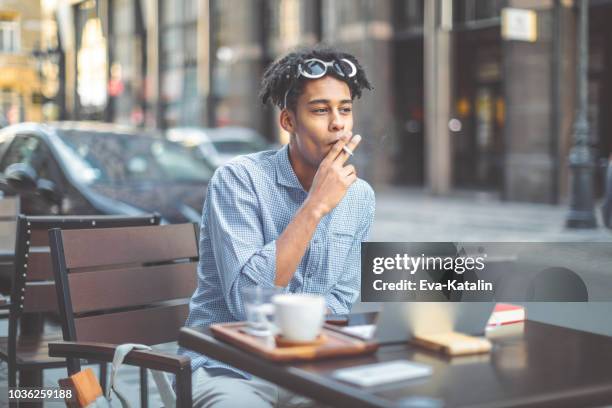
[{"left": 210, "top": 322, "right": 378, "bottom": 362}]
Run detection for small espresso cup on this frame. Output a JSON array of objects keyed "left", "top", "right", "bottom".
[{"left": 272, "top": 294, "right": 326, "bottom": 342}]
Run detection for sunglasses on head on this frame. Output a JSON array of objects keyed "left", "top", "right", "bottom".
[
  {"left": 283, "top": 58, "right": 358, "bottom": 109},
  {"left": 297, "top": 58, "right": 358, "bottom": 79}
]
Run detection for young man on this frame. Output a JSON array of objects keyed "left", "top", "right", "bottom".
[{"left": 180, "top": 46, "right": 375, "bottom": 407}]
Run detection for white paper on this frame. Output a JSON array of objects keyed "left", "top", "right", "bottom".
[{"left": 333, "top": 360, "right": 432, "bottom": 387}]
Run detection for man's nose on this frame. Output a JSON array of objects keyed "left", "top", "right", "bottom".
[{"left": 330, "top": 110, "right": 345, "bottom": 131}]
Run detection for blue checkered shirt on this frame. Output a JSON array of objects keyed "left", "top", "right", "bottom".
[{"left": 179, "top": 144, "right": 375, "bottom": 378}]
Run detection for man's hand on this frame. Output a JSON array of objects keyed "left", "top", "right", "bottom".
[
  {"left": 274, "top": 131, "right": 362, "bottom": 287},
  {"left": 305, "top": 132, "right": 362, "bottom": 218}
]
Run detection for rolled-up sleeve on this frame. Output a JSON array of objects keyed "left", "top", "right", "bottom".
[
  {"left": 326, "top": 189, "right": 376, "bottom": 314},
  {"left": 206, "top": 165, "right": 276, "bottom": 320}
]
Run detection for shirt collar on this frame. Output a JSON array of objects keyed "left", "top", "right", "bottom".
[{"left": 274, "top": 144, "right": 304, "bottom": 190}]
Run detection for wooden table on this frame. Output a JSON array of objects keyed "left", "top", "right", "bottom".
[{"left": 179, "top": 320, "right": 612, "bottom": 407}]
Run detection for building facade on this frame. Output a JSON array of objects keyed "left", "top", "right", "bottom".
[
  {"left": 43, "top": 0, "right": 612, "bottom": 203},
  {"left": 0, "top": 0, "right": 43, "bottom": 126}
]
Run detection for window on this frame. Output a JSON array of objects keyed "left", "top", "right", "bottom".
[
  {"left": 0, "top": 20, "right": 19, "bottom": 53},
  {"left": 110, "top": 0, "right": 137, "bottom": 124},
  {"left": 336, "top": 0, "right": 361, "bottom": 26},
  {"left": 159, "top": 0, "right": 201, "bottom": 126},
  {"left": 54, "top": 130, "right": 213, "bottom": 185},
  {"left": 396, "top": 0, "right": 424, "bottom": 31},
  {"left": 0, "top": 134, "right": 41, "bottom": 173},
  {"left": 454, "top": 0, "right": 503, "bottom": 24}
]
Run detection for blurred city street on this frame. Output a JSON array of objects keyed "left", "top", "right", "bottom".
[{"left": 370, "top": 187, "right": 612, "bottom": 242}]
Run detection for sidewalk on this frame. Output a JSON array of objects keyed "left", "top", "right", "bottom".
[{"left": 371, "top": 187, "right": 612, "bottom": 242}]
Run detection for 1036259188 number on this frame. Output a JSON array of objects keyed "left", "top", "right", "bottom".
[{"left": 8, "top": 387, "right": 73, "bottom": 401}]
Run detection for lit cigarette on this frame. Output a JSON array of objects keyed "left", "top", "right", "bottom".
[{"left": 342, "top": 146, "right": 354, "bottom": 156}]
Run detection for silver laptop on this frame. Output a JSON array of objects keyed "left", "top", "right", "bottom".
[{"left": 373, "top": 302, "right": 495, "bottom": 344}]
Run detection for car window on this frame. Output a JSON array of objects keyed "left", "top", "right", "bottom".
[
  {"left": 33, "top": 142, "right": 63, "bottom": 182},
  {"left": 0, "top": 134, "right": 62, "bottom": 185},
  {"left": 0, "top": 134, "right": 41, "bottom": 173},
  {"left": 54, "top": 130, "right": 214, "bottom": 185}
]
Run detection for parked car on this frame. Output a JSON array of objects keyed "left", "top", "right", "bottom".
[
  {"left": 167, "top": 126, "right": 276, "bottom": 168},
  {"left": 0, "top": 122, "right": 213, "bottom": 223}
]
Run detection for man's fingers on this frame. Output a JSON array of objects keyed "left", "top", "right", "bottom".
[
  {"left": 345, "top": 172, "right": 358, "bottom": 186},
  {"left": 323, "top": 132, "right": 351, "bottom": 165},
  {"left": 335, "top": 134, "right": 362, "bottom": 165},
  {"left": 342, "top": 164, "right": 356, "bottom": 177}
]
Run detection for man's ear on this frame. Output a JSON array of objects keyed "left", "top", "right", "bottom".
[{"left": 280, "top": 109, "right": 295, "bottom": 134}]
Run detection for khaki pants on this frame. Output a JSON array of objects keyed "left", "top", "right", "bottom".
[{"left": 192, "top": 368, "right": 321, "bottom": 408}]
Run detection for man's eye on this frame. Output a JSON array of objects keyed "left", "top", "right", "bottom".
[
  {"left": 312, "top": 108, "right": 328, "bottom": 114},
  {"left": 340, "top": 107, "right": 352, "bottom": 114}
]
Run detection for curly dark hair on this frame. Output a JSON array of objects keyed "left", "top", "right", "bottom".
[{"left": 259, "top": 46, "right": 372, "bottom": 112}]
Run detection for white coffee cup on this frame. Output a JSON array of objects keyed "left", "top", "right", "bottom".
[{"left": 272, "top": 294, "right": 326, "bottom": 342}]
